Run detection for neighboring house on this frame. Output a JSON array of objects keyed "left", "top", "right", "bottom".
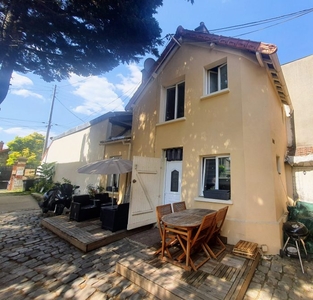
[
  {"left": 125, "top": 23, "right": 293, "bottom": 254},
  {"left": 43, "top": 111, "right": 132, "bottom": 202},
  {"left": 282, "top": 55, "right": 313, "bottom": 203}
]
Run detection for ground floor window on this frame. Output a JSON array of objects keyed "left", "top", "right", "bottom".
[
  {"left": 106, "top": 173, "right": 119, "bottom": 192},
  {"left": 202, "top": 156, "right": 231, "bottom": 200}
]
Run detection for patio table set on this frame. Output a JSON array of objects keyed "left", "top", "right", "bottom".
[
  {"left": 68, "top": 158, "right": 132, "bottom": 232},
  {"left": 155, "top": 202, "right": 228, "bottom": 271}
]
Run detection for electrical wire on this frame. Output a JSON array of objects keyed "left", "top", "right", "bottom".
[
  {"left": 54, "top": 95, "right": 86, "bottom": 123},
  {"left": 2, "top": 7, "right": 312, "bottom": 138},
  {"left": 210, "top": 8, "right": 313, "bottom": 36}
]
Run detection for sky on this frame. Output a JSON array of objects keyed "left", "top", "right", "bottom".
[{"left": 0, "top": 0, "right": 313, "bottom": 148}]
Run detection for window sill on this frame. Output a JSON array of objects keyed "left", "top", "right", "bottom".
[
  {"left": 156, "top": 117, "right": 186, "bottom": 127},
  {"left": 194, "top": 196, "right": 233, "bottom": 205},
  {"left": 200, "top": 88, "right": 230, "bottom": 101}
]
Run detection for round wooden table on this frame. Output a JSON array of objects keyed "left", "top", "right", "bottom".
[
  {"left": 162, "top": 208, "right": 215, "bottom": 228},
  {"left": 161, "top": 208, "right": 216, "bottom": 270}
]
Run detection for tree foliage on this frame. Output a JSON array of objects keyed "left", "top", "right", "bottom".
[
  {"left": 0, "top": 0, "right": 173, "bottom": 104},
  {"left": 6, "top": 132, "right": 44, "bottom": 166}
]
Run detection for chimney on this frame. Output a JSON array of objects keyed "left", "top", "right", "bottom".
[
  {"left": 0, "top": 141, "right": 4, "bottom": 151},
  {"left": 141, "top": 58, "right": 156, "bottom": 83}
]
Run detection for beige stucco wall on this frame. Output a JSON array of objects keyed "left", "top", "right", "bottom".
[
  {"left": 44, "top": 120, "right": 109, "bottom": 194},
  {"left": 131, "top": 44, "right": 289, "bottom": 254},
  {"left": 283, "top": 55, "right": 313, "bottom": 148},
  {"left": 282, "top": 55, "right": 313, "bottom": 203}
]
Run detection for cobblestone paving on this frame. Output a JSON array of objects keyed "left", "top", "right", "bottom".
[
  {"left": 0, "top": 210, "right": 158, "bottom": 300},
  {"left": 1, "top": 209, "right": 313, "bottom": 300},
  {"left": 244, "top": 253, "right": 313, "bottom": 300}
]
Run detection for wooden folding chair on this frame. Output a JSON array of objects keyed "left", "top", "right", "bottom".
[
  {"left": 177, "top": 213, "right": 216, "bottom": 271},
  {"left": 172, "top": 201, "right": 186, "bottom": 212},
  {"left": 154, "top": 204, "right": 177, "bottom": 257},
  {"left": 205, "top": 206, "right": 228, "bottom": 259}
]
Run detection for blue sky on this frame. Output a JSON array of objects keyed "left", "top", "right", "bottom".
[{"left": 1, "top": 0, "right": 313, "bottom": 148}]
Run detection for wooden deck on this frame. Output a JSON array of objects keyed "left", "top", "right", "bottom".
[
  {"left": 116, "top": 245, "right": 260, "bottom": 300},
  {"left": 41, "top": 215, "right": 260, "bottom": 299},
  {"left": 41, "top": 215, "right": 150, "bottom": 252}
]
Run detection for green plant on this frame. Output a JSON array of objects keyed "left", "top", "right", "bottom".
[
  {"left": 87, "top": 184, "right": 104, "bottom": 198},
  {"left": 31, "top": 162, "right": 56, "bottom": 193},
  {"left": 62, "top": 177, "right": 72, "bottom": 184}
]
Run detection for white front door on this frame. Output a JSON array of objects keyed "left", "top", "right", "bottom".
[
  {"left": 127, "top": 156, "right": 162, "bottom": 230},
  {"left": 164, "top": 161, "right": 182, "bottom": 205}
]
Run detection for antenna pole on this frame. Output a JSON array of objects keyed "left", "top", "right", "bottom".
[{"left": 42, "top": 85, "right": 56, "bottom": 159}]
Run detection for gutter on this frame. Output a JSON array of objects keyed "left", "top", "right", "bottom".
[{"left": 99, "top": 137, "right": 132, "bottom": 160}]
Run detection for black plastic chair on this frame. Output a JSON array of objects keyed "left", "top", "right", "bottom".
[
  {"left": 69, "top": 194, "right": 100, "bottom": 222},
  {"left": 101, "top": 203, "right": 129, "bottom": 232}
]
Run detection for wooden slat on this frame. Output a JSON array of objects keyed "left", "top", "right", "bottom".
[
  {"left": 117, "top": 245, "right": 260, "bottom": 300},
  {"left": 232, "top": 240, "right": 259, "bottom": 259},
  {"left": 41, "top": 215, "right": 151, "bottom": 252},
  {"left": 41, "top": 216, "right": 259, "bottom": 299}
]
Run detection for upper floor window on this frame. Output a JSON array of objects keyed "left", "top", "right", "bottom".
[
  {"left": 202, "top": 155, "right": 231, "bottom": 200},
  {"left": 207, "top": 63, "right": 228, "bottom": 94},
  {"left": 165, "top": 82, "right": 185, "bottom": 121}
]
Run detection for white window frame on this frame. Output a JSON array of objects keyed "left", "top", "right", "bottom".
[
  {"left": 201, "top": 155, "right": 231, "bottom": 194},
  {"left": 206, "top": 63, "right": 228, "bottom": 95},
  {"left": 164, "top": 81, "right": 185, "bottom": 121}
]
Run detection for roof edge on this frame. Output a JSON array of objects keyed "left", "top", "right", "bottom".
[{"left": 176, "top": 25, "right": 277, "bottom": 55}]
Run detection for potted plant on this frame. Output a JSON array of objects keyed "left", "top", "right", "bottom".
[{"left": 87, "top": 184, "right": 105, "bottom": 198}]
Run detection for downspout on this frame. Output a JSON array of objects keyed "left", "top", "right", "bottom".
[{"left": 122, "top": 140, "right": 132, "bottom": 160}]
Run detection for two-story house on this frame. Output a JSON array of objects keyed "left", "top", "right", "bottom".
[{"left": 125, "top": 23, "right": 293, "bottom": 254}]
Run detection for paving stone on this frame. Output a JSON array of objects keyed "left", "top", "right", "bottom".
[
  {"left": 97, "top": 283, "right": 113, "bottom": 293},
  {"left": 33, "top": 292, "right": 56, "bottom": 300},
  {"left": 61, "top": 273, "right": 79, "bottom": 284},
  {"left": 31, "top": 273, "right": 45, "bottom": 282},
  {"left": 128, "top": 292, "right": 148, "bottom": 300},
  {"left": 88, "top": 290, "right": 108, "bottom": 300},
  {"left": 272, "top": 288, "right": 288, "bottom": 300},
  {"left": 74, "top": 286, "right": 96, "bottom": 299},
  {"left": 117, "top": 285, "right": 140, "bottom": 300},
  {"left": 106, "top": 286, "right": 123, "bottom": 298},
  {"left": 117, "top": 278, "right": 132, "bottom": 290},
  {"left": 63, "top": 287, "right": 77, "bottom": 299}
]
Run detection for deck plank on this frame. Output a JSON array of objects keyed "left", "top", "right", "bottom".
[
  {"left": 41, "top": 215, "right": 260, "bottom": 299},
  {"left": 116, "top": 246, "right": 260, "bottom": 300},
  {"left": 41, "top": 215, "right": 150, "bottom": 252}
]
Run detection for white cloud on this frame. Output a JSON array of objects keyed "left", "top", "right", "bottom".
[
  {"left": 11, "top": 72, "right": 33, "bottom": 88},
  {"left": 116, "top": 64, "right": 142, "bottom": 95},
  {"left": 9, "top": 72, "right": 44, "bottom": 99},
  {"left": 0, "top": 127, "right": 46, "bottom": 138},
  {"left": 11, "top": 89, "right": 44, "bottom": 99},
  {"left": 68, "top": 64, "right": 142, "bottom": 116}
]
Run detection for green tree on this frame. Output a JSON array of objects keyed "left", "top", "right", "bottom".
[
  {"left": 6, "top": 132, "right": 44, "bottom": 166},
  {"left": 0, "top": 0, "right": 194, "bottom": 104}
]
